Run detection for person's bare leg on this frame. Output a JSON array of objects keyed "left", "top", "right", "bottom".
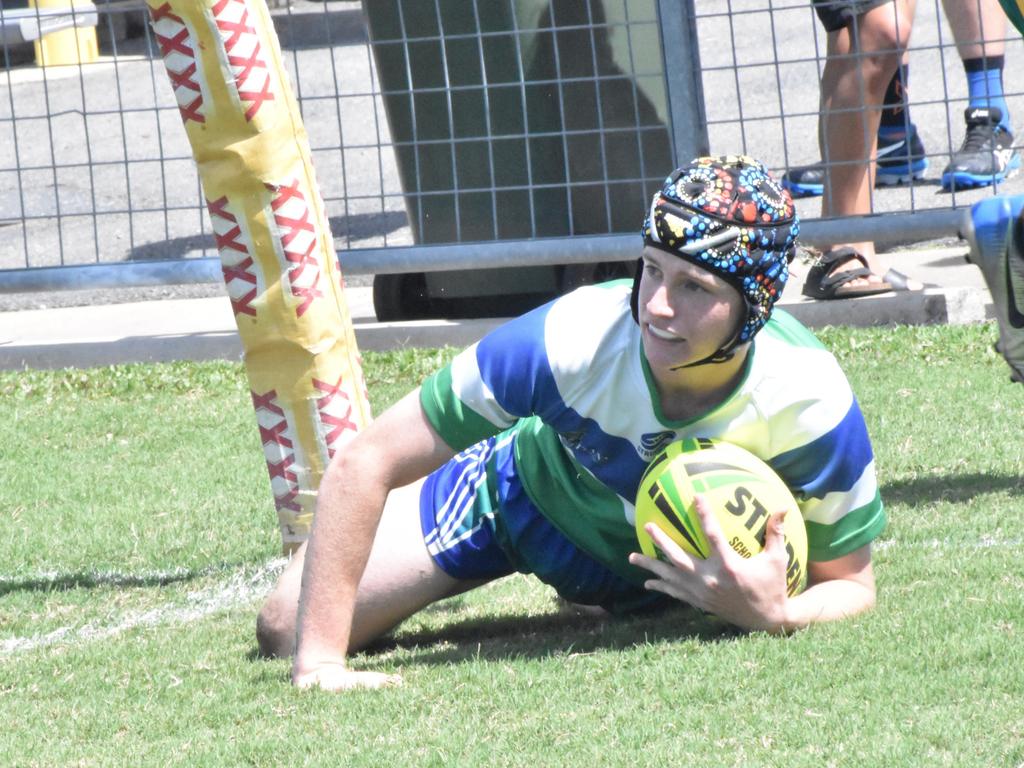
[
  {"left": 256, "top": 479, "right": 489, "bottom": 657},
  {"left": 943, "top": 0, "right": 1006, "bottom": 60},
  {"left": 819, "top": 0, "right": 914, "bottom": 285}
]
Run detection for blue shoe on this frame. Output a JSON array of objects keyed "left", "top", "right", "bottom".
[
  {"left": 962, "top": 194, "right": 1024, "bottom": 382},
  {"left": 780, "top": 164, "right": 826, "bottom": 197},
  {"left": 941, "top": 108, "right": 1021, "bottom": 190},
  {"left": 781, "top": 126, "right": 929, "bottom": 197}
]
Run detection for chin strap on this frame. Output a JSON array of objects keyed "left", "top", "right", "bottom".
[{"left": 668, "top": 348, "right": 736, "bottom": 370}]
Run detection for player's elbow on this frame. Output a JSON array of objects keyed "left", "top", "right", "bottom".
[
  {"left": 826, "top": 576, "right": 877, "bottom": 625},
  {"left": 325, "top": 423, "right": 424, "bottom": 502},
  {"left": 861, "top": 580, "right": 878, "bottom": 611},
  {"left": 776, "top": 573, "right": 877, "bottom": 633}
]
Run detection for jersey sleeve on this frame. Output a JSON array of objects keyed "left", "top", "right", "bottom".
[
  {"left": 419, "top": 299, "right": 564, "bottom": 452},
  {"left": 769, "top": 395, "right": 886, "bottom": 562},
  {"left": 754, "top": 312, "right": 886, "bottom": 562}
]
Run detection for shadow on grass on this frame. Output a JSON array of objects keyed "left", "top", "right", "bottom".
[
  {"left": 0, "top": 561, "right": 247, "bottom": 597},
  {"left": 249, "top": 603, "right": 744, "bottom": 678},
  {"left": 355, "top": 602, "right": 744, "bottom": 668},
  {"left": 881, "top": 472, "right": 1024, "bottom": 507}
]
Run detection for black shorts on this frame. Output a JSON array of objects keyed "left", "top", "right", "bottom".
[{"left": 812, "top": 0, "right": 894, "bottom": 32}]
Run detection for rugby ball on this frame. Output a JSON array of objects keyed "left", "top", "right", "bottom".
[{"left": 634, "top": 437, "right": 808, "bottom": 596}]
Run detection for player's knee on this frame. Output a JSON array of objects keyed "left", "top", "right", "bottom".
[
  {"left": 859, "top": 9, "right": 912, "bottom": 81},
  {"left": 892, "top": 6, "right": 913, "bottom": 49},
  {"left": 255, "top": 593, "right": 296, "bottom": 658},
  {"left": 859, "top": 50, "right": 902, "bottom": 94}
]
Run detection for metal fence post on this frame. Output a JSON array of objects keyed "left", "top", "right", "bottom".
[{"left": 657, "top": 0, "right": 709, "bottom": 164}]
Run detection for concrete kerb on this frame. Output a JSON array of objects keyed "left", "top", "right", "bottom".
[
  {"left": 0, "top": 244, "right": 995, "bottom": 371},
  {"left": 0, "top": 293, "right": 511, "bottom": 371}
]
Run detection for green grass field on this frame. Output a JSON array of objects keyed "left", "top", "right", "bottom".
[{"left": 2, "top": 324, "right": 1023, "bottom": 767}]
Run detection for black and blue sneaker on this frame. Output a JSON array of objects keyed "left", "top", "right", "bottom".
[
  {"left": 781, "top": 125, "right": 929, "bottom": 197},
  {"left": 962, "top": 194, "right": 1024, "bottom": 382},
  {"left": 874, "top": 125, "right": 931, "bottom": 186},
  {"left": 941, "top": 108, "right": 1020, "bottom": 190}
]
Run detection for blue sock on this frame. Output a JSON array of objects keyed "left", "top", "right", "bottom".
[{"left": 964, "top": 56, "right": 1010, "bottom": 130}]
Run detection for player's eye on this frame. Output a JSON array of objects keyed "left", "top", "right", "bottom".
[{"left": 643, "top": 261, "right": 662, "bottom": 279}]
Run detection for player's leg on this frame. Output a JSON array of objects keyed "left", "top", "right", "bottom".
[
  {"left": 965, "top": 0, "right": 1024, "bottom": 379},
  {"left": 941, "top": 0, "right": 1018, "bottom": 189},
  {"left": 785, "top": 55, "right": 927, "bottom": 196},
  {"left": 815, "top": 0, "right": 915, "bottom": 290},
  {"left": 256, "top": 478, "right": 490, "bottom": 657},
  {"left": 874, "top": 56, "right": 929, "bottom": 186},
  {"left": 963, "top": 195, "right": 1024, "bottom": 382}
]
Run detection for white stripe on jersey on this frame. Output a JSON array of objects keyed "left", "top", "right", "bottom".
[
  {"left": 800, "top": 461, "right": 879, "bottom": 525},
  {"left": 450, "top": 342, "right": 517, "bottom": 428}
]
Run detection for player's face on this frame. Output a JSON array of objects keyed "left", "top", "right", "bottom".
[{"left": 637, "top": 245, "right": 745, "bottom": 374}]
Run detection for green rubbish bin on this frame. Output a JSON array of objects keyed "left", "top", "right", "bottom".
[{"left": 364, "top": 0, "right": 675, "bottom": 319}]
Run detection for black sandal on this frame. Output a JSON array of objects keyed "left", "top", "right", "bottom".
[{"left": 801, "top": 247, "right": 893, "bottom": 300}]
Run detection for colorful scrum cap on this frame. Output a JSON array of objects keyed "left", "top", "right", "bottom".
[{"left": 631, "top": 155, "right": 800, "bottom": 360}]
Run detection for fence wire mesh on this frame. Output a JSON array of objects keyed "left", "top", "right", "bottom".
[{"left": 1, "top": 0, "right": 1022, "bottom": 286}]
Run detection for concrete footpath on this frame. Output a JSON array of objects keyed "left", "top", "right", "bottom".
[{"left": 0, "top": 244, "right": 993, "bottom": 371}]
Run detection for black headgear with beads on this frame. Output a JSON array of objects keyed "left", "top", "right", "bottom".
[{"left": 630, "top": 155, "right": 800, "bottom": 364}]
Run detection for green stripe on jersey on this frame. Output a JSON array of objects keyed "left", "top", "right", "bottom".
[
  {"left": 760, "top": 308, "right": 829, "bottom": 351},
  {"left": 513, "top": 417, "right": 649, "bottom": 587},
  {"left": 420, "top": 365, "right": 503, "bottom": 452},
  {"left": 805, "top": 491, "right": 886, "bottom": 561}
]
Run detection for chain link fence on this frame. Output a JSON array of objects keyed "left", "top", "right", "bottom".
[{"left": 1, "top": 0, "right": 1022, "bottom": 316}]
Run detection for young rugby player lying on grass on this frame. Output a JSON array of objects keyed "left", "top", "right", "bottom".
[{"left": 256, "top": 156, "right": 885, "bottom": 691}]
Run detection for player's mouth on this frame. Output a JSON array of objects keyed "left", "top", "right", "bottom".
[{"left": 647, "top": 323, "right": 682, "bottom": 342}]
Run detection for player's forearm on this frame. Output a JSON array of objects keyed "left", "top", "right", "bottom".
[
  {"left": 292, "top": 454, "right": 388, "bottom": 674},
  {"left": 292, "top": 389, "right": 455, "bottom": 678},
  {"left": 775, "top": 577, "right": 876, "bottom": 633}
]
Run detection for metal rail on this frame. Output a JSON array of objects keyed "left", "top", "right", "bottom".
[{"left": 0, "top": 208, "right": 968, "bottom": 294}]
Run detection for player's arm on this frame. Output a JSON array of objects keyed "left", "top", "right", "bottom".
[
  {"left": 780, "top": 542, "right": 875, "bottom": 629},
  {"left": 291, "top": 388, "right": 456, "bottom": 690},
  {"left": 630, "top": 496, "right": 876, "bottom": 633}
]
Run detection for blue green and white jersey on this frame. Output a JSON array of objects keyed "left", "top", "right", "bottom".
[{"left": 420, "top": 280, "right": 884, "bottom": 581}]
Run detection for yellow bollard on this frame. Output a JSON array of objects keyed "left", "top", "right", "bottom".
[
  {"left": 30, "top": 0, "right": 99, "bottom": 67},
  {"left": 146, "top": 0, "right": 372, "bottom": 553}
]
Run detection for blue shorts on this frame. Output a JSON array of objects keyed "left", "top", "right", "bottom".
[{"left": 419, "top": 431, "right": 667, "bottom": 613}]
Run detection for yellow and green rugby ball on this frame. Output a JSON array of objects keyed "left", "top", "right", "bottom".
[{"left": 635, "top": 437, "right": 808, "bottom": 596}]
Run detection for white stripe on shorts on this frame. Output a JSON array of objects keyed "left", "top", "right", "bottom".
[{"left": 425, "top": 432, "right": 515, "bottom": 556}]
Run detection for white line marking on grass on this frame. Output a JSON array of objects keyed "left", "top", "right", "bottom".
[
  {"left": 3, "top": 536, "right": 1020, "bottom": 658},
  {"left": 0, "top": 558, "right": 287, "bottom": 658},
  {"left": 874, "top": 535, "right": 1023, "bottom": 551}
]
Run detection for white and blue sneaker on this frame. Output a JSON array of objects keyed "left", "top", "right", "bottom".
[{"left": 962, "top": 194, "right": 1024, "bottom": 382}]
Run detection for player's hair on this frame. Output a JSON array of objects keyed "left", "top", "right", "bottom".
[{"left": 630, "top": 155, "right": 799, "bottom": 366}]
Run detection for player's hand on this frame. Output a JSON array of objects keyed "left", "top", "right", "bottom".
[
  {"left": 292, "top": 661, "right": 402, "bottom": 692},
  {"left": 628, "top": 493, "right": 792, "bottom": 633}
]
